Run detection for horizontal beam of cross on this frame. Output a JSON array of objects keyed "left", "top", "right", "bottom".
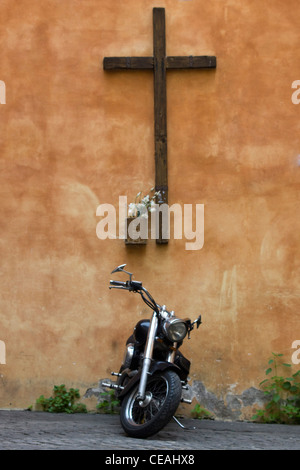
[{"left": 103, "top": 56, "right": 216, "bottom": 70}]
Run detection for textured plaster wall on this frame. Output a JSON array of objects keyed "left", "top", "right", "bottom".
[{"left": 0, "top": 0, "right": 299, "bottom": 418}]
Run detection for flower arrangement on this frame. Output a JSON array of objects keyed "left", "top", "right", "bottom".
[{"left": 128, "top": 187, "right": 161, "bottom": 219}]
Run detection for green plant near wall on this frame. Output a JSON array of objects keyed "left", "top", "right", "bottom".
[
  {"left": 252, "top": 353, "right": 300, "bottom": 424},
  {"left": 36, "top": 384, "right": 87, "bottom": 414},
  {"left": 96, "top": 390, "right": 120, "bottom": 414},
  {"left": 191, "top": 403, "right": 212, "bottom": 420}
]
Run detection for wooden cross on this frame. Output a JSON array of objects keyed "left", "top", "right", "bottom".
[{"left": 103, "top": 7, "right": 216, "bottom": 243}]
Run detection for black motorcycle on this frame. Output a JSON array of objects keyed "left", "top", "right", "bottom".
[{"left": 103, "top": 264, "right": 201, "bottom": 438}]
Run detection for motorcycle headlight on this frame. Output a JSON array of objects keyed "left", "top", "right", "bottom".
[{"left": 163, "top": 318, "right": 187, "bottom": 342}]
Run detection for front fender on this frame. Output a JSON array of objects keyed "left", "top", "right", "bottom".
[{"left": 149, "top": 360, "right": 181, "bottom": 375}]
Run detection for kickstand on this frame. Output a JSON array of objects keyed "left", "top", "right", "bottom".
[{"left": 172, "top": 416, "right": 196, "bottom": 430}]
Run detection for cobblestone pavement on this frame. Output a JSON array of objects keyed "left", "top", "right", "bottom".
[{"left": 0, "top": 410, "right": 299, "bottom": 451}]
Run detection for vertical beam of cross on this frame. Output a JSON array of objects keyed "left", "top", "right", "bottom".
[
  {"left": 103, "top": 8, "right": 216, "bottom": 244},
  {"left": 153, "top": 8, "right": 167, "bottom": 220}
]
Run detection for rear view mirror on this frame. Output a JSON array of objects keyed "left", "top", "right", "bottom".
[
  {"left": 192, "top": 315, "right": 202, "bottom": 328},
  {"left": 111, "top": 264, "right": 127, "bottom": 274},
  {"left": 111, "top": 264, "right": 133, "bottom": 282}
]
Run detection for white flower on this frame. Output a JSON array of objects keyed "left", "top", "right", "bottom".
[
  {"left": 128, "top": 203, "right": 137, "bottom": 217},
  {"left": 149, "top": 201, "right": 157, "bottom": 213},
  {"left": 128, "top": 188, "right": 162, "bottom": 217},
  {"left": 142, "top": 195, "right": 150, "bottom": 203}
]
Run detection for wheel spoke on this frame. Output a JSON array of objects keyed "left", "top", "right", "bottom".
[{"left": 128, "top": 376, "right": 168, "bottom": 425}]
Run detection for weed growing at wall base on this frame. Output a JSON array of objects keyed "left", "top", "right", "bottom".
[
  {"left": 97, "top": 390, "right": 120, "bottom": 414},
  {"left": 36, "top": 384, "right": 87, "bottom": 413},
  {"left": 252, "top": 353, "right": 300, "bottom": 424},
  {"left": 190, "top": 403, "right": 213, "bottom": 420}
]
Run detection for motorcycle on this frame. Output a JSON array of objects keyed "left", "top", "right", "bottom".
[{"left": 102, "top": 264, "right": 202, "bottom": 438}]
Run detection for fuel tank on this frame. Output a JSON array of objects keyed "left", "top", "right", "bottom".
[{"left": 133, "top": 319, "right": 150, "bottom": 345}]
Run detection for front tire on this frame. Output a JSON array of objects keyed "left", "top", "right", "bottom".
[{"left": 120, "top": 369, "right": 182, "bottom": 438}]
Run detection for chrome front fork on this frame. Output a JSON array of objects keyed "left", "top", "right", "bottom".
[
  {"left": 136, "top": 312, "right": 158, "bottom": 403},
  {"left": 136, "top": 312, "right": 189, "bottom": 409}
]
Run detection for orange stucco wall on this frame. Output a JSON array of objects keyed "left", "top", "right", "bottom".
[{"left": 0, "top": 0, "right": 299, "bottom": 418}]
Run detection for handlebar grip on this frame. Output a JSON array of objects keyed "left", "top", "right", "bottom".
[{"left": 110, "top": 280, "right": 127, "bottom": 287}]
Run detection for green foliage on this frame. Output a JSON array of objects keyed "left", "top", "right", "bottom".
[
  {"left": 96, "top": 390, "right": 120, "bottom": 414},
  {"left": 252, "top": 353, "right": 300, "bottom": 424},
  {"left": 191, "top": 403, "right": 212, "bottom": 420},
  {"left": 36, "top": 384, "right": 87, "bottom": 414}
]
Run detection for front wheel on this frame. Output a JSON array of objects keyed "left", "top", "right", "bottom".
[{"left": 120, "top": 369, "right": 182, "bottom": 438}]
